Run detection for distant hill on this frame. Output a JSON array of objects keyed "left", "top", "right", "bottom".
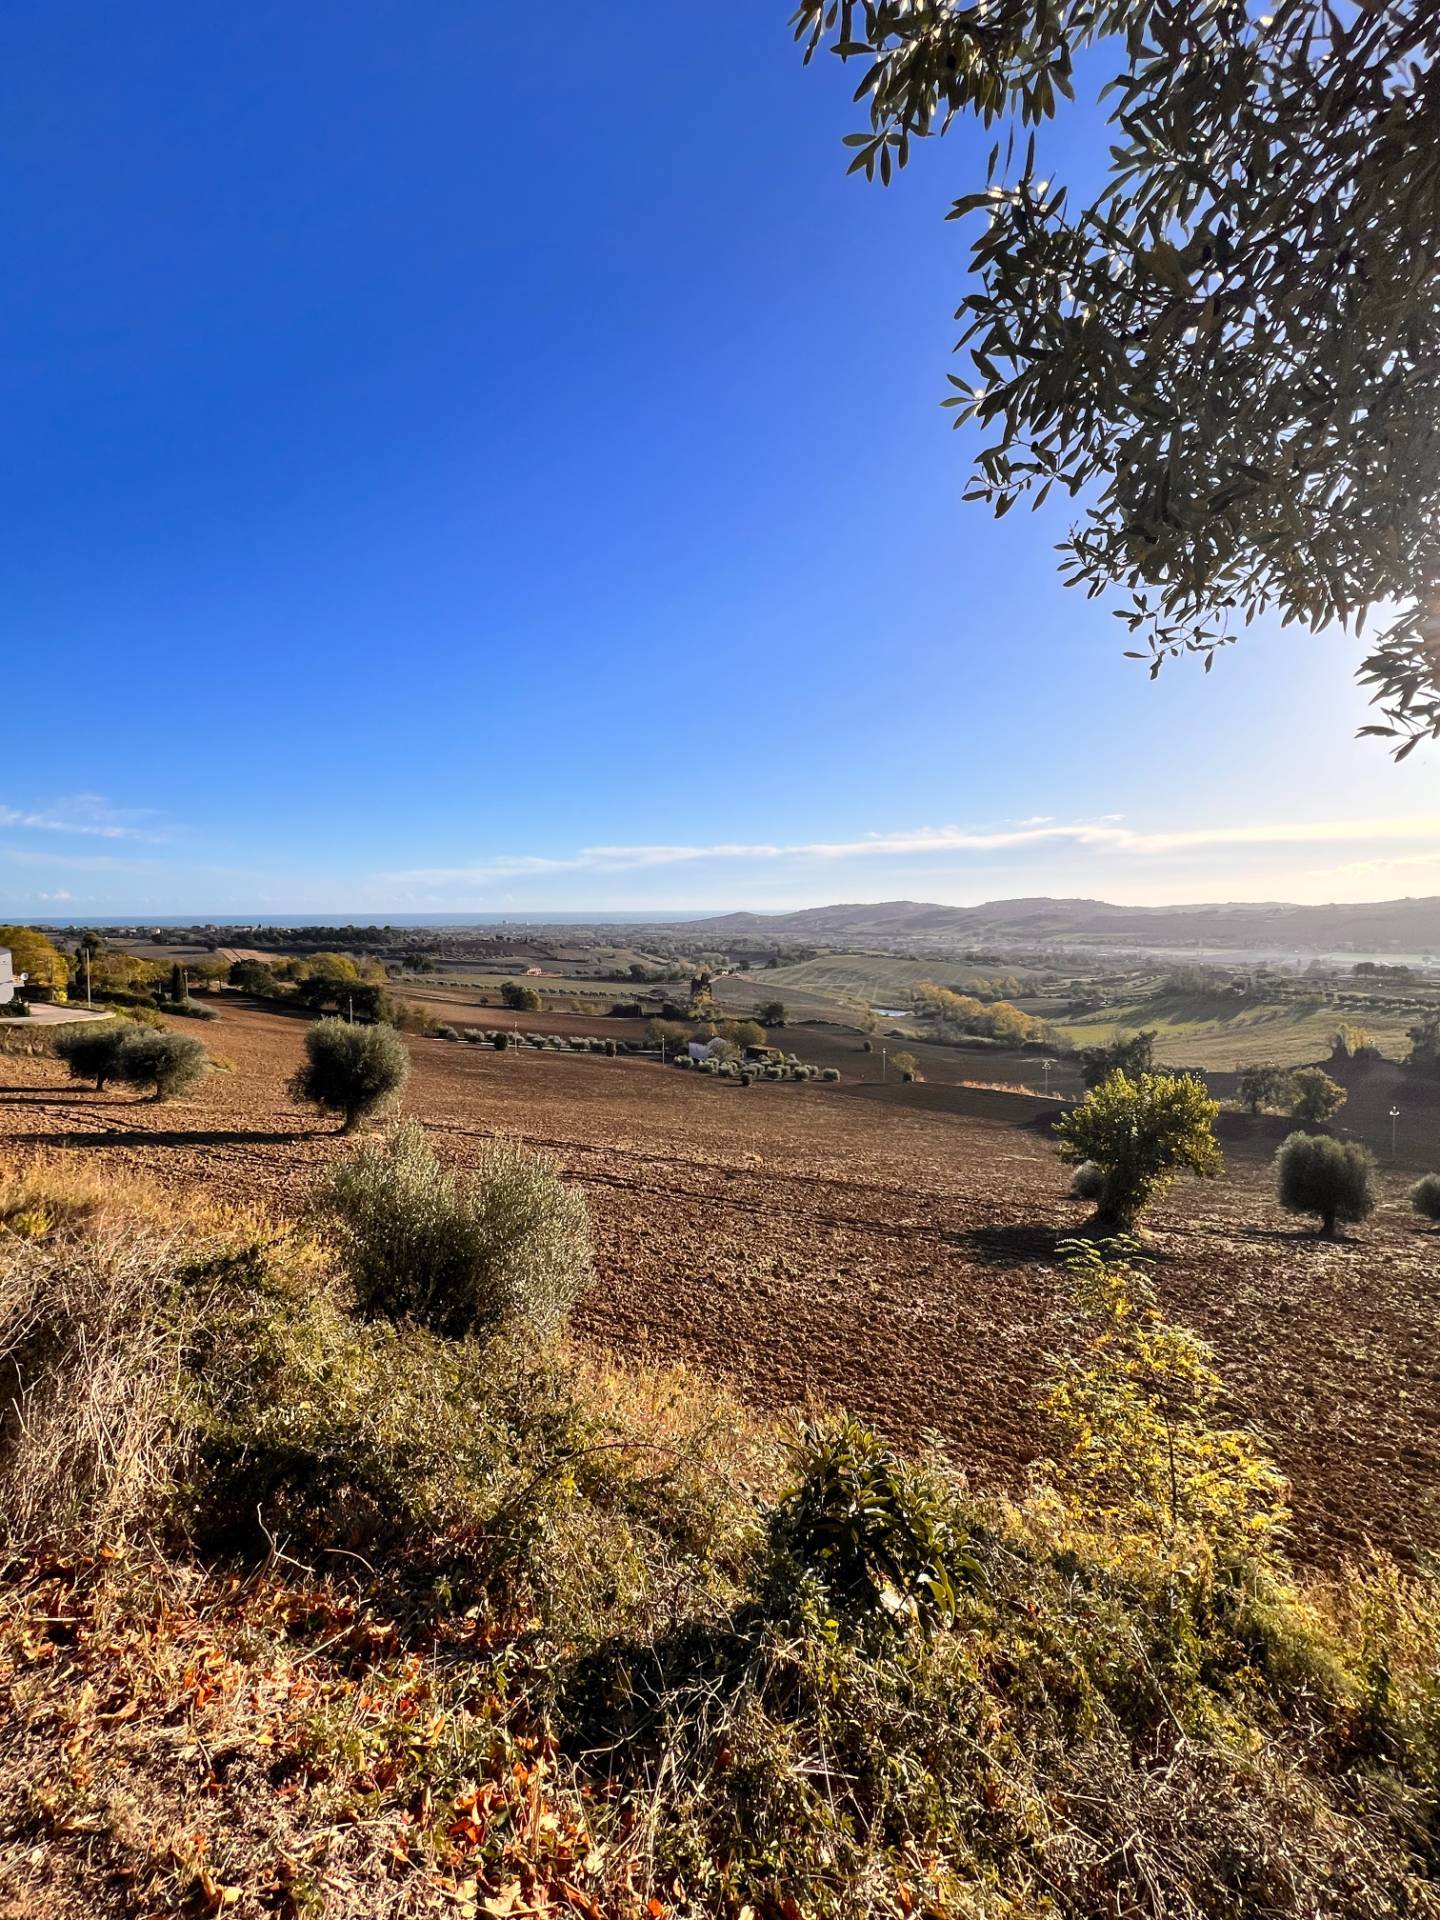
[{"left": 692, "top": 895, "right": 1440, "bottom": 953}]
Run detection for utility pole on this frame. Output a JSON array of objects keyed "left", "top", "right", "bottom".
[
  {"left": 1041, "top": 1056, "right": 1055, "bottom": 1096},
  {"left": 881, "top": 1046, "right": 887, "bottom": 1082},
  {"left": 1390, "top": 1105, "right": 1400, "bottom": 1159}
]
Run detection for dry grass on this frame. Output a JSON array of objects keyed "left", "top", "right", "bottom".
[{"left": 0, "top": 1224, "right": 194, "bottom": 1551}]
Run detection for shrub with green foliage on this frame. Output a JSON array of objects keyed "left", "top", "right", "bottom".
[
  {"left": 493, "top": 1030, "right": 511, "bottom": 1051},
  {"left": 770, "top": 1415, "right": 982, "bottom": 1635},
  {"left": 54, "top": 1021, "right": 130, "bottom": 1090},
  {"left": 1078, "top": 1029, "right": 1156, "bottom": 1090},
  {"left": 1069, "top": 1159, "right": 1107, "bottom": 1204},
  {"left": 114, "top": 1029, "right": 210, "bottom": 1102},
  {"left": 1237, "top": 1062, "right": 1294, "bottom": 1115},
  {"left": 1275, "top": 1132, "right": 1378, "bottom": 1237},
  {"left": 228, "top": 957, "right": 281, "bottom": 998},
  {"left": 435, "top": 1024, "right": 459, "bottom": 1042},
  {"left": 1055, "top": 1070, "right": 1222, "bottom": 1227},
  {"left": 290, "top": 1018, "right": 409, "bottom": 1133},
  {"left": 1411, "top": 1173, "right": 1440, "bottom": 1225},
  {"left": 756, "top": 1000, "right": 787, "bottom": 1027},
  {"left": 315, "top": 1120, "right": 592, "bottom": 1339},
  {"left": 500, "top": 980, "right": 543, "bottom": 1011},
  {"left": 1288, "top": 1066, "right": 1347, "bottom": 1125}
]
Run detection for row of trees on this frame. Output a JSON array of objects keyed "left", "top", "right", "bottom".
[
  {"left": 55, "top": 1023, "right": 209, "bottom": 1100},
  {"left": 1236, "top": 1064, "right": 1347, "bottom": 1124},
  {"left": 1058, "top": 1068, "right": 1436, "bottom": 1239},
  {"left": 912, "top": 980, "right": 1052, "bottom": 1048}
]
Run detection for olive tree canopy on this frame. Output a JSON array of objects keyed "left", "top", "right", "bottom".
[{"left": 795, "top": 0, "right": 1440, "bottom": 752}]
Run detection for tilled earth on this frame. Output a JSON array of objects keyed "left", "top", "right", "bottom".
[{"left": 2, "top": 1002, "right": 1437, "bottom": 1565}]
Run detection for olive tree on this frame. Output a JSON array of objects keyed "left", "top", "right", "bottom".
[
  {"left": 316, "top": 1121, "right": 592, "bottom": 1338},
  {"left": 54, "top": 1021, "right": 130, "bottom": 1091},
  {"left": 290, "top": 1018, "right": 409, "bottom": 1132},
  {"left": 115, "top": 1030, "right": 210, "bottom": 1103},
  {"left": 1056, "top": 1069, "right": 1221, "bottom": 1227},
  {"left": 795, "top": 1, "right": 1440, "bottom": 752},
  {"left": 1275, "top": 1133, "right": 1377, "bottom": 1238}
]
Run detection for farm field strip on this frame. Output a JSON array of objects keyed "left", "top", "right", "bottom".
[{"left": 2, "top": 1000, "right": 1437, "bottom": 1568}]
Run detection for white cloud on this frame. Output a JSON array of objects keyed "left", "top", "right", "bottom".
[
  {"left": 373, "top": 814, "right": 1440, "bottom": 891},
  {"left": 0, "top": 793, "right": 169, "bottom": 842}
]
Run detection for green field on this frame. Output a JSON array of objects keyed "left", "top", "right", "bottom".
[
  {"left": 717, "top": 952, "right": 1047, "bottom": 1021},
  {"left": 1052, "top": 988, "right": 1415, "bottom": 1071}
]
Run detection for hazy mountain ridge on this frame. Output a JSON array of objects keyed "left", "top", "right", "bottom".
[{"left": 694, "top": 895, "right": 1440, "bottom": 952}]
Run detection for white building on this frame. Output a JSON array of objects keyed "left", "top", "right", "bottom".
[{"left": 0, "top": 948, "right": 15, "bottom": 1006}]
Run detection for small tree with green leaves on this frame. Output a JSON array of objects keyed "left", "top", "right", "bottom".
[
  {"left": 54, "top": 1021, "right": 130, "bottom": 1091},
  {"left": 115, "top": 1029, "right": 210, "bottom": 1103},
  {"left": 891, "top": 1050, "right": 921, "bottom": 1083},
  {"left": 1043, "top": 1241, "right": 1287, "bottom": 1552},
  {"left": 1275, "top": 1132, "right": 1377, "bottom": 1238},
  {"left": 756, "top": 1000, "right": 788, "bottom": 1028},
  {"left": 1410, "top": 1174, "right": 1440, "bottom": 1227},
  {"left": 290, "top": 1018, "right": 409, "bottom": 1133},
  {"left": 1056, "top": 1070, "right": 1221, "bottom": 1228},
  {"left": 1236, "top": 1063, "right": 1293, "bottom": 1116},
  {"left": 1289, "top": 1067, "right": 1347, "bottom": 1126},
  {"left": 500, "top": 980, "right": 542, "bottom": 1012}
]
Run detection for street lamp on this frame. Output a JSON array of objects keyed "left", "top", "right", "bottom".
[
  {"left": 1041, "top": 1056, "right": 1056, "bottom": 1096},
  {"left": 881, "top": 1046, "right": 887, "bottom": 1082},
  {"left": 1390, "top": 1105, "right": 1400, "bottom": 1158}
]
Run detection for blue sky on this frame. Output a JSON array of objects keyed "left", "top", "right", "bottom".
[{"left": 3, "top": 0, "right": 1436, "bottom": 920}]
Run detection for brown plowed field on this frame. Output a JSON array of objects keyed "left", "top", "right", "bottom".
[{"left": 2, "top": 1001, "right": 1437, "bottom": 1566}]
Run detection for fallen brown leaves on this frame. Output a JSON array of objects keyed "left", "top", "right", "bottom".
[{"left": 0, "top": 1551, "right": 624, "bottom": 1920}]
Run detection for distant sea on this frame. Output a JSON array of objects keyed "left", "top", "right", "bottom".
[{"left": 28, "top": 911, "right": 718, "bottom": 928}]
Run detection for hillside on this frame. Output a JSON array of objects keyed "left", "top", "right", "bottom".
[{"left": 696, "top": 894, "right": 1440, "bottom": 953}]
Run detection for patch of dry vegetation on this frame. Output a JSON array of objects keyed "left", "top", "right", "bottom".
[{"left": 2, "top": 1152, "right": 1439, "bottom": 1918}]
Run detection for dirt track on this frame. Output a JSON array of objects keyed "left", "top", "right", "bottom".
[{"left": 2, "top": 1000, "right": 1437, "bottom": 1566}]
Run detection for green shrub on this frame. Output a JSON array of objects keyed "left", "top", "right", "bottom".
[
  {"left": 435, "top": 1024, "right": 460, "bottom": 1042},
  {"left": 1069, "top": 1159, "right": 1107, "bottom": 1203},
  {"left": 820, "top": 1066, "right": 840, "bottom": 1081},
  {"left": 316, "top": 1121, "right": 592, "bottom": 1339},
  {"left": 1275, "top": 1132, "right": 1377, "bottom": 1237},
  {"left": 1078, "top": 1029, "right": 1156, "bottom": 1090},
  {"left": 860, "top": 1037, "right": 873, "bottom": 1052},
  {"left": 54, "top": 1021, "right": 130, "bottom": 1090},
  {"left": 1411, "top": 1173, "right": 1440, "bottom": 1224},
  {"left": 1289, "top": 1066, "right": 1347, "bottom": 1125},
  {"left": 494, "top": 1030, "right": 512, "bottom": 1051},
  {"left": 1237, "top": 1063, "right": 1293, "bottom": 1114},
  {"left": 290, "top": 1018, "right": 409, "bottom": 1133},
  {"left": 603, "top": 1038, "right": 617, "bottom": 1056},
  {"left": 115, "top": 1029, "right": 210, "bottom": 1102},
  {"left": 167, "top": 997, "right": 218, "bottom": 1020},
  {"left": 770, "top": 1416, "right": 981, "bottom": 1634},
  {"left": 462, "top": 1027, "right": 486, "bottom": 1044},
  {"left": 1055, "top": 1070, "right": 1222, "bottom": 1227},
  {"left": 500, "top": 981, "right": 543, "bottom": 1011},
  {"left": 228, "top": 958, "right": 281, "bottom": 997}
]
